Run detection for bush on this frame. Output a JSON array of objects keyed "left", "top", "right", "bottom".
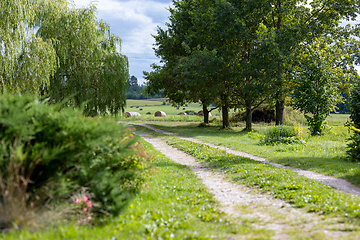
[
  {"left": 0, "top": 93, "right": 147, "bottom": 228},
  {"left": 347, "top": 127, "right": 360, "bottom": 162},
  {"left": 262, "top": 125, "right": 305, "bottom": 145},
  {"left": 349, "top": 83, "right": 360, "bottom": 129},
  {"left": 347, "top": 83, "right": 360, "bottom": 161}
]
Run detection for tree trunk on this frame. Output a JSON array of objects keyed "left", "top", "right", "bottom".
[
  {"left": 203, "top": 104, "right": 209, "bottom": 124},
  {"left": 245, "top": 100, "right": 252, "bottom": 131},
  {"left": 275, "top": 99, "right": 285, "bottom": 125},
  {"left": 221, "top": 94, "right": 230, "bottom": 128}
]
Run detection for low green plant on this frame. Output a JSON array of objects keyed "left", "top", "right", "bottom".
[
  {"left": 247, "top": 130, "right": 264, "bottom": 140},
  {"left": 262, "top": 125, "right": 305, "bottom": 145},
  {"left": 0, "top": 93, "right": 147, "bottom": 229}
]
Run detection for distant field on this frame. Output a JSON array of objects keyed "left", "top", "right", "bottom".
[
  {"left": 327, "top": 113, "right": 350, "bottom": 126},
  {"left": 123, "top": 99, "right": 350, "bottom": 125},
  {"left": 124, "top": 99, "right": 211, "bottom": 116}
]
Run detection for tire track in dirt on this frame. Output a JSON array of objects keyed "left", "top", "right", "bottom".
[
  {"left": 134, "top": 123, "right": 360, "bottom": 197},
  {"left": 136, "top": 129, "right": 359, "bottom": 240}
]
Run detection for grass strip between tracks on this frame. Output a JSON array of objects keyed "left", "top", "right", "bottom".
[{"left": 165, "top": 136, "right": 360, "bottom": 224}]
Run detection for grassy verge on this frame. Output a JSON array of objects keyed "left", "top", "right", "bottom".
[
  {"left": 136, "top": 120, "right": 360, "bottom": 188},
  {"left": 165, "top": 136, "right": 360, "bottom": 224},
  {"left": 1, "top": 140, "right": 270, "bottom": 239}
]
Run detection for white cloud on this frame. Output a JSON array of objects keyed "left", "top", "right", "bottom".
[{"left": 73, "top": 0, "right": 172, "bottom": 83}]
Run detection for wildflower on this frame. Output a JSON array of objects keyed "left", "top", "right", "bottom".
[
  {"left": 351, "top": 126, "right": 360, "bottom": 133},
  {"left": 83, "top": 208, "right": 87, "bottom": 212},
  {"left": 75, "top": 198, "right": 81, "bottom": 203},
  {"left": 83, "top": 196, "right": 89, "bottom": 202}
]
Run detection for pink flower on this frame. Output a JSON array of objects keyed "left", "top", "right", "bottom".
[
  {"left": 83, "top": 208, "right": 87, "bottom": 212},
  {"left": 75, "top": 199, "right": 81, "bottom": 203},
  {"left": 83, "top": 196, "right": 88, "bottom": 202},
  {"left": 86, "top": 201, "right": 92, "bottom": 209}
]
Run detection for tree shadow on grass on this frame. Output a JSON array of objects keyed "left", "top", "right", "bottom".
[
  {"left": 152, "top": 161, "right": 190, "bottom": 170},
  {"left": 273, "top": 155, "right": 360, "bottom": 188},
  {"left": 148, "top": 122, "right": 249, "bottom": 139}
]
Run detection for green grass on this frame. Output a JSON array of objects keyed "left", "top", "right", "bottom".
[
  {"left": 124, "top": 99, "right": 204, "bottom": 116},
  {"left": 123, "top": 99, "right": 238, "bottom": 118},
  {"left": 128, "top": 116, "right": 360, "bottom": 188},
  {"left": 1, "top": 140, "right": 270, "bottom": 239},
  {"left": 164, "top": 136, "right": 360, "bottom": 222}
]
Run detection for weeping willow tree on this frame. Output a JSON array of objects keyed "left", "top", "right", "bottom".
[
  {"left": 1, "top": 0, "right": 128, "bottom": 115},
  {"left": 36, "top": 0, "right": 128, "bottom": 115},
  {"left": 0, "top": 0, "right": 57, "bottom": 94}
]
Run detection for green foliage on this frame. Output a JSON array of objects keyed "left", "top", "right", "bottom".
[
  {"left": 0, "top": 140, "right": 264, "bottom": 239},
  {"left": 291, "top": 38, "right": 353, "bottom": 135},
  {"left": 1, "top": 0, "right": 128, "bottom": 114},
  {"left": 0, "top": 0, "right": 57, "bottom": 94},
  {"left": 167, "top": 137, "right": 360, "bottom": 219},
  {"left": 347, "top": 82, "right": 360, "bottom": 161},
  {"left": 349, "top": 82, "right": 360, "bottom": 129},
  {"left": 347, "top": 127, "right": 360, "bottom": 162},
  {"left": 36, "top": 1, "right": 128, "bottom": 115},
  {"left": 146, "top": 0, "right": 359, "bottom": 128},
  {"left": 0, "top": 93, "right": 146, "bottom": 226},
  {"left": 146, "top": 0, "right": 246, "bottom": 128},
  {"left": 126, "top": 75, "right": 162, "bottom": 99},
  {"left": 262, "top": 125, "right": 305, "bottom": 145}
]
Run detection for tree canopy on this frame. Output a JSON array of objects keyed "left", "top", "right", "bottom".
[
  {"left": 1, "top": 0, "right": 129, "bottom": 116},
  {"left": 0, "top": 0, "right": 57, "bottom": 94},
  {"left": 145, "top": 0, "right": 359, "bottom": 130}
]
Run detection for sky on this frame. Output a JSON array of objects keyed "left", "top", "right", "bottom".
[{"left": 73, "top": 0, "right": 173, "bottom": 85}]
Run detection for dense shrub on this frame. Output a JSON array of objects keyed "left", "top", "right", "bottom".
[
  {"left": 262, "top": 125, "right": 305, "bottom": 145},
  {"left": 349, "top": 83, "right": 360, "bottom": 129},
  {"left": 347, "top": 127, "right": 360, "bottom": 162},
  {"left": 347, "top": 82, "right": 360, "bottom": 161},
  {"left": 0, "top": 93, "right": 147, "bottom": 228}
]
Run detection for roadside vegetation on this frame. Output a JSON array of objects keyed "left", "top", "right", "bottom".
[
  {"left": 165, "top": 136, "right": 360, "bottom": 221},
  {"left": 1, "top": 139, "right": 270, "bottom": 240}
]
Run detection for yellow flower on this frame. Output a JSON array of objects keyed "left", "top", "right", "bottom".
[{"left": 351, "top": 126, "right": 360, "bottom": 133}]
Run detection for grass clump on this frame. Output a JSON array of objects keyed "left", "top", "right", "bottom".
[
  {"left": 262, "top": 125, "right": 305, "bottom": 145},
  {"left": 166, "top": 137, "right": 360, "bottom": 220}
]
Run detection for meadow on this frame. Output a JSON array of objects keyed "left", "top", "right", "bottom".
[
  {"left": 3, "top": 98, "right": 360, "bottom": 239},
  {"left": 119, "top": 99, "right": 358, "bottom": 187}
]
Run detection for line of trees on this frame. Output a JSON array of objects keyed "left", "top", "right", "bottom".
[
  {"left": 127, "top": 75, "right": 163, "bottom": 99},
  {"left": 0, "top": 0, "right": 128, "bottom": 116},
  {"left": 144, "top": 0, "right": 360, "bottom": 133}
]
